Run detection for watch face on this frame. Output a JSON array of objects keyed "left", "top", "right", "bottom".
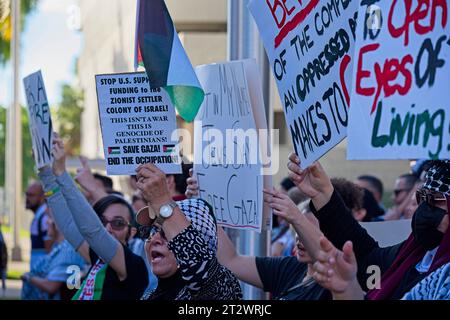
[{"left": 160, "top": 205, "right": 173, "bottom": 218}]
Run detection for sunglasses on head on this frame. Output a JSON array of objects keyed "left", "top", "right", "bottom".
[
  {"left": 100, "top": 217, "right": 131, "bottom": 231},
  {"left": 140, "top": 225, "right": 166, "bottom": 241},
  {"left": 415, "top": 188, "right": 447, "bottom": 206}
]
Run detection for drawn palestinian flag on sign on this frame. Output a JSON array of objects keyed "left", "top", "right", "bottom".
[
  {"left": 108, "top": 147, "right": 120, "bottom": 155},
  {"left": 163, "top": 144, "right": 176, "bottom": 153},
  {"left": 135, "top": 0, "right": 204, "bottom": 123}
]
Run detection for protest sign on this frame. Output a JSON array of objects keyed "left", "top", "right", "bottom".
[
  {"left": 348, "top": 1, "right": 450, "bottom": 160},
  {"left": 360, "top": 219, "right": 411, "bottom": 247},
  {"left": 242, "top": 60, "right": 274, "bottom": 231},
  {"left": 194, "top": 60, "right": 270, "bottom": 232},
  {"left": 95, "top": 72, "right": 181, "bottom": 175},
  {"left": 249, "top": 0, "right": 359, "bottom": 168},
  {"left": 23, "top": 70, "right": 53, "bottom": 169}
]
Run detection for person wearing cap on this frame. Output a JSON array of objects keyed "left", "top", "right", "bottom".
[
  {"left": 135, "top": 163, "right": 242, "bottom": 300},
  {"left": 286, "top": 155, "right": 450, "bottom": 299},
  {"left": 38, "top": 135, "right": 149, "bottom": 300}
]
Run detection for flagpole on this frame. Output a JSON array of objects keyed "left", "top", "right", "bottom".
[
  {"left": 134, "top": 0, "right": 141, "bottom": 71},
  {"left": 227, "top": 0, "right": 271, "bottom": 300},
  {"left": 7, "top": 0, "right": 23, "bottom": 261}
]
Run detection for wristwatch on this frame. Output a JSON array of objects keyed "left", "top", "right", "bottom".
[{"left": 155, "top": 201, "right": 178, "bottom": 225}]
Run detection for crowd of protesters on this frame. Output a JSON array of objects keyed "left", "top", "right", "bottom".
[{"left": 0, "top": 128, "right": 445, "bottom": 300}]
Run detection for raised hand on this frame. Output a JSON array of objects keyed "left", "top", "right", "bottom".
[
  {"left": 185, "top": 168, "right": 199, "bottom": 199},
  {"left": 136, "top": 163, "right": 172, "bottom": 210},
  {"left": 75, "top": 156, "right": 97, "bottom": 193},
  {"left": 263, "top": 188, "right": 301, "bottom": 225},
  {"left": 287, "top": 153, "right": 334, "bottom": 210},
  {"left": 312, "top": 236, "right": 361, "bottom": 299},
  {"left": 52, "top": 133, "right": 66, "bottom": 176}
]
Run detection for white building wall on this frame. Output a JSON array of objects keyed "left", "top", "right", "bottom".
[{"left": 77, "top": 0, "right": 409, "bottom": 202}]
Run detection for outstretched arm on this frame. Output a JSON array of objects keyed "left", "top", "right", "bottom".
[
  {"left": 287, "top": 153, "right": 334, "bottom": 211},
  {"left": 38, "top": 166, "right": 90, "bottom": 263},
  {"left": 217, "top": 226, "right": 263, "bottom": 288},
  {"left": 263, "top": 188, "right": 324, "bottom": 262},
  {"left": 185, "top": 167, "right": 263, "bottom": 288},
  {"left": 287, "top": 153, "right": 390, "bottom": 287},
  {"left": 136, "top": 163, "right": 190, "bottom": 241},
  {"left": 137, "top": 164, "right": 242, "bottom": 299},
  {"left": 52, "top": 137, "right": 127, "bottom": 281}
]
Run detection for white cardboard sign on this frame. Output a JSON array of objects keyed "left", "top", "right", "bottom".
[
  {"left": 23, "top": 70, "right": 53, "bottom": 169},
  {"left": 249, "top": 0, "right": 359, "bottom": 168},
  {"left": 348, "top": 1, "right": 450, "bottom": 160},
  {"left": 95, "top": 72, "right": 181, "bottom": 175},
  {"left": 194, "top": 60, "right": 269, "bottom": 232}
]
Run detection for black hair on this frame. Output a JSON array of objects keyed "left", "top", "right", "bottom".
[
  {"left": 132, "top": 193, "right": 144, "bottom": 204},
  {"left": 108, "top": 190, "right": 124, "bottom": 197},
  {"left": 331, "top": 178, "right": 364, "bottom": 212},
  {"left": 357, "top": 175, "right": 384, "bottom": 197},
  {"left": 411, "top": 160, "right": 433, "bottom": 178},
  {"left": 398, "top": 173, "right": 418, "bottom": 190},
  {"left": 280, "top": 177, "right": 295, "bottom": 192},
  {"left": 167, "top": 163, "right": 193, "bottom": 195},
  {"left": 93, "top": 173, "right": 114, "bottom": 192},
  {"left": 93, "top": 195, "right": 136, "bottom": 227},
  {"left": 362, "top": 188, "right": 385, "bottom": 221}
]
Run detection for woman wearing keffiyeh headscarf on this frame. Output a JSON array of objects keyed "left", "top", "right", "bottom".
[
  {"left": 286, "top": 155, "right": 450, "bottom": 300},
  {"left": 135, "top": 163, "right": 242, "bottom": 300}
]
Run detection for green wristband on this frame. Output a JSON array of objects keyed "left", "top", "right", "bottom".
[{"left": 44, "top": 186, "right": 60, "bottom": 197}]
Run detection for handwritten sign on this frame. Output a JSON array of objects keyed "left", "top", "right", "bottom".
[
  {"left": 348, "top": 1, "right": 450, "bottom": 160},
  {"left": 23, "top": 71, "right": 53, "bottom": 169},
  {"left": 95, "top": 72, "right": 181, "bottom": 175},
  {"left": 249, "top": 0, "right": 358, "bottom": 168},
  {"left": 194, "top": 60, "right": 265, "bottom": 232}
]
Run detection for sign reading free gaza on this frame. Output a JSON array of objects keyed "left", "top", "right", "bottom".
[
  {"left": 23, "top": 70, "right": 53, "bottom": 169},
  {"left": 348, "top": 1, "right": 450, "bottom": 160},
  {"left": 194, "top": 60, "right": 266, "bottom": 232},
  {"left": 249, "top": 0, "right": 358, "bottom": 168},
  {"left": 96, "top": 72, "right": 181, "bottom": 175}
]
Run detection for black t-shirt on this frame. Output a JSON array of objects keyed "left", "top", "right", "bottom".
[
  {"left": 84, "top": 245, "right": 148, "bottom": 300},
  {"left": 255, "top": 256, "right": 331, "bottom": 300}
]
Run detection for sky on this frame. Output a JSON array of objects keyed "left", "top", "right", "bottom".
[{"left": 0, "top": 0, "right": 82, "bottom": 107}]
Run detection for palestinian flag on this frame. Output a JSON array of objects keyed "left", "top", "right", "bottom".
[
  {"left": 163, "top": 144, "right": 176, "bottom": 153},
  {"left": 135, "top": 0, "right": 204, "bottom": 122},
  {"left": 108, "top": 146, "right": 120, "bottom": 155}
]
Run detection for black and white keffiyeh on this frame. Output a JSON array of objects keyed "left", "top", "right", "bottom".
[
  {"left": 141, "top": 198, "right": 242, "bottom": 300},
  {"left": 423, "top": 160, "right": 450, "bottom": 196},
  {"left": 177, "top": 198, "right": 218, "bottom": 252}
]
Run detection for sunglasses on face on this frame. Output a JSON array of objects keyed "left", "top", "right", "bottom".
[
  {"left": 140, "top": 225, "right": 166, "bottom": 241},
  {"left": 100, "top": 217, "right": 131, "bottom": 231},
  {"left": 415, "top": 189, "right": 447, "bottom": 206}
]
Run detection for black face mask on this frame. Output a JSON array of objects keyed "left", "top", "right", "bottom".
[{"left": 412, "top": 202, "right": 446, "bottom": 250}]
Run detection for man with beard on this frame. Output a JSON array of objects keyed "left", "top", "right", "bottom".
[{"left": 26, "top": 181, "right": 53, "bottom": 268}]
